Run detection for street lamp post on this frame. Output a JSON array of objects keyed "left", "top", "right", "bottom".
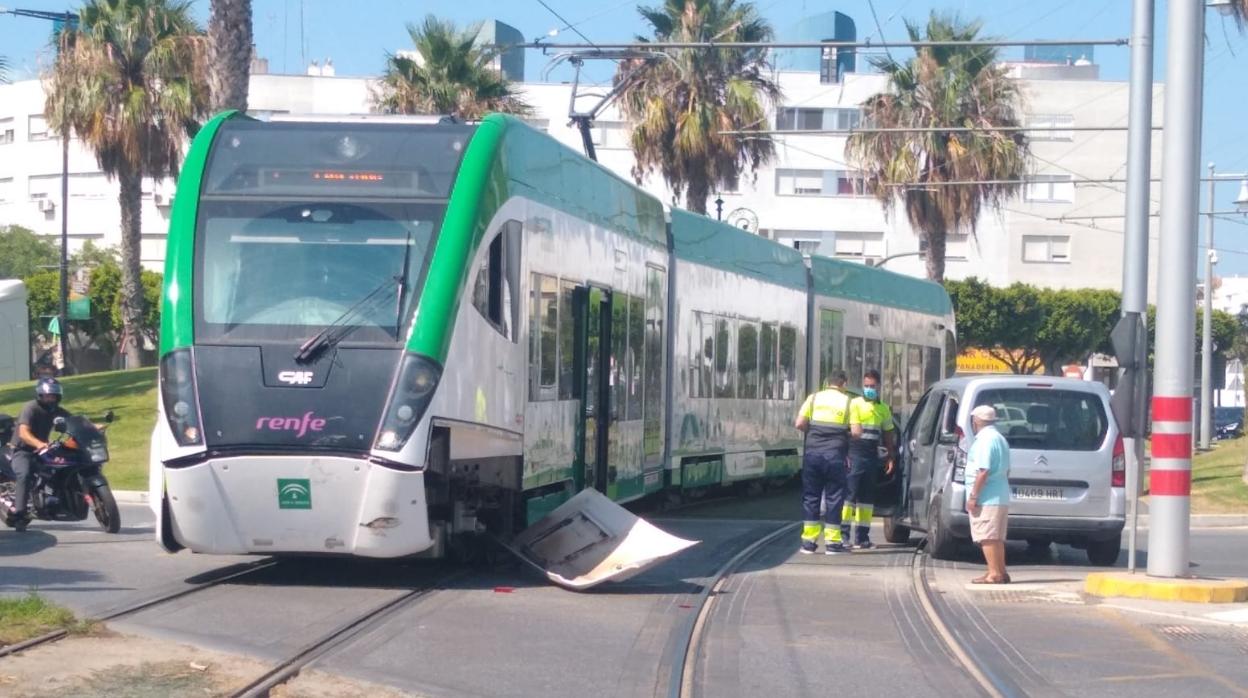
[{"left": 1199, "top": 165, "right": 1248, "bottom": 451}]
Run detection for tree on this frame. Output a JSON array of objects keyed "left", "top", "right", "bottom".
[
  {"left": 847, "top": 13, "right": 1029, "bottom": 282},
  {"left": 44, "top": 0, "right": 209, "bottom": 368},
  {"left": 615, "top": 0, "right": 781, "bottom": 215},
  {"left": 208, "top": 0, "right": 253, "bottom": 113},
  {"left": 373, "top": 16, "right": 530, "bottom": 120},
  {"left": 0, "top": 225, "right": 59, "bottom": 280}
]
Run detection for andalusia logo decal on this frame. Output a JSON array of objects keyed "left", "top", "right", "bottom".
[{"left": 277, "top": 478, "right": 312, "bottom": 510}]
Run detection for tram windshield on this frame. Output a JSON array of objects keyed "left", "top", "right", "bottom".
[{"left": 193, "top": 120, "right": 474, "bottom": 344}]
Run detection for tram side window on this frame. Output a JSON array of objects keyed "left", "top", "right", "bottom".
[
  {"left": 558, "top": 280, "right": 576, "bottom": 399},
  {"left": 529, "top": 273, "right": 559, "bottom": 401},
  {"left": 779, "top": 324, "right": 797, "bottom": 400},
  {"left": 714, "top": 316, "right": 736, "bottom": 398},
  {"left": 818, "top": 309, "right": 844, "bottom": 389},
  {"left": 737, "top": 322, "right": 759, "bottom": 399},
  {"left": 760, "top": 323, "right": 778, "bottom": 399},
  {"left": 883, "top": 341, "right": 904, "bottom": 406},
  {"left": 865, "top": 339, "right": 883, "bottom": 386},
  {"left": 694, "top": 312, "right": 715, "bottom": 398},
  {"left": 472, "top": 221, "right": 519, "bottom": 341},
  {"left": 846, "top": 336, "right": 865, "bottom": 391},
  {"left": 907, "top": 344, "right": 925, "bottom": 405},
  {"left": 925, "top": 346, "right": 943, "bottom": 387},
  {"left": 643, "top": 267, "right": 665, "bottom": 460},
  {"left": 627, "top": 294, "right": 645, "bottom": 421},
  {"left": 611, "top": 293, "right": 629, "bottom": 420}
]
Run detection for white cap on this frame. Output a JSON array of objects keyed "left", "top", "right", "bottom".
[{"left": 971, "top": 405, "right": 998, "bottom": 423}]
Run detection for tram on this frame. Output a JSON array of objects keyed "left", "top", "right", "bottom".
[{"left": 149, "top": 112, "right": 956, "bottom": 586}]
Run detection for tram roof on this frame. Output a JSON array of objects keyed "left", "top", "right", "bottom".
[
  {"left": 809, "top": 254, "right": 953, "bottom": 317},
  {"left": 669, "top": 209, "right": 808, "bottom": 292}
]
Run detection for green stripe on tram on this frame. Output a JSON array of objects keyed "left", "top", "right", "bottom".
[
  {"left": 406, "top": 114, "right": 507, "bottom": 361},
  {"left": 160, "top": 110, "right": 237, "bottom": 357}
]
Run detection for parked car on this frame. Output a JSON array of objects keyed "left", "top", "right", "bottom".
[
  {"left": 1213, "top": 407, "right": 1243, "bottom": 441},
  {"left": 883, "top": 375, "right": 1125, "bottom": 566}
]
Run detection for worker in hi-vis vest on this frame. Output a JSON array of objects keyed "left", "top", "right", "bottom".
[
  {"left": 794, "top": 370, "right": 852, "bottom": 555},
  {"left": 842, "top": 368, "right": 896, "bottom": 549}
]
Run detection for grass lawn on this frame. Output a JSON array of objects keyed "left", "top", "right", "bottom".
[
  {"left": 1185, "top": 437, "right": 1248, "bottom": 514},
  {"left": 1, "top": 368, "right": 156, "bottom": 491},
  {"left": 0, "top": 593, "right": 80, "bottom": 646}
]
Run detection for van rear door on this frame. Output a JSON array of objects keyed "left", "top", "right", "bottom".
[{"left": 970, "top": 385, "right": 1114, "bottom": 519}]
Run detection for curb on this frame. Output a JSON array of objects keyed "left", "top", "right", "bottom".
[
  {"left": 1086, "top": 572, "right": 1248, "bottom": 604},
  {"left": 1135, "top": 514, "right": 1248, "bottom": 528},
  {"left": 112, "top": 490, "right": 149, "bottom": 504}
]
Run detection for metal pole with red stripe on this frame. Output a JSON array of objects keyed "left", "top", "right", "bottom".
[{"left": 1148, "top": 0, "right": 1204, "bottom": 578}]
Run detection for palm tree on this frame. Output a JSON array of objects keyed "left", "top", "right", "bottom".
[
  {"left": 616, "top": 0, "right": 780, "bottom": 215},
  {"left": 846, "top": 13, "right": 1029, "bottom": 282},
  {"left": 45, "top": 0, "right": 209, "bottom": 367},
  {"left": 373, "top": 15, "right": 530, "bottom": 119},
  {"left": 208, "top": 0, "right": 252, "bottom": 112}
]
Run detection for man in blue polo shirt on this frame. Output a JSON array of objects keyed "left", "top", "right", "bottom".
[{"left": 965, "top": 404, "right": 1012, "bottom": 584}]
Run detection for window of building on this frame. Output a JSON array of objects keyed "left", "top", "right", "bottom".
[
  {"left": 779, "top": 325, "right": 798, "bottom": 400},
  {"left": 523, "top": 118, "right": 551, "bottom": 132},
  {"left": 713, "top": 316, "right": 735, "bottom": 398},
  {"left": 1024, "top": 174, "right": 1075, "bottom": 203},
  {"left": 818, "top": 308, "right": 844, "bottom": 388},
  {"left": 529, "top": 273, "right": 559, "bottom": 400},
  {"left": 833, "top": 231, "right": 885, "bottom": 260},
  {"left": 1022, "top": 235, "right": 1072, "bottom": 263},
  {"left": 1026, "top": 113, "right": 1075, "bottom": 142},
  {"left": 775, "top": 107, "right": 861, "bottom": 131},
  {"left": 0, "top": 178, "right": 12, "bottom": 204},
  {"left": 760, "top": 322, "right": 778, "bottom": 399},
  {"left": 776, "top": 169, "right": 865, "bottom": 197},
  {"left": 792, "top": 239, "right": 822, "bottom": 255},
  {"left": 590, "top": 121, "right": 629, "bottom": 149},
  {"left": 0, "top": 117, "right": 14, "bottom": 145},
  {"left": 472, "top": 221, "right": 520, "bottom": 341},
  {"left": 737, "top": 321, "right": 759, "bottom": 399},
  {"left": 27, "top": 114, "right": 52, "bottom": 141},
  {"left": 27, "top": 174, "right": 58, "bottom": 201},
  {"left": 946, "top": 233, "right": 970, "bottom": 260},
  {"left": 643, "top": 266, "right": 666, "bottom": 460}
]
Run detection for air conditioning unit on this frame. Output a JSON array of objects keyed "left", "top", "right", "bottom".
[
  {"left": 153, "top": 192, "right": 170, "bottom": 208},
  {"left": 37, "top": 199, "right": 56, "bottom": 213}
]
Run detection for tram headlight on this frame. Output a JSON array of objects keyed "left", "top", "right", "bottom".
[
  {"left": 374, "top": 353, "right": 441, "bottom": 453},
  {"left": 160, "top": 349, "right": 204, "bottom": 447}
]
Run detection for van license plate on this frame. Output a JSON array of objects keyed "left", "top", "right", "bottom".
[{"left": 1012, "top": 486, "right": 1063, "bottom": 501}]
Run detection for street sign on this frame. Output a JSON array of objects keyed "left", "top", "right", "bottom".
[
  {"left": 1109, "top": 312, "right": 1148, "bottom": 437},
  {"left": 1110, "top": 313, "right": 1142, "bottom": 369}
]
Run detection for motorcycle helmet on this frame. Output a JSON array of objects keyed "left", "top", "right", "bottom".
[{"left": 35, "top": 377, "right": 63, "bottom": 408}]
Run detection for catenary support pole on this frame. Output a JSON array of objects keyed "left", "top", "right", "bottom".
[
  {"left": 58, "top": 123, "right": 69, "bottom": 374},
  {"left": 1121, "top": 0, "right": 1154, "bottom": 575},
  {"left": 1200, "top": 163, "right": 1215, "bottom": 450},
  {"left": 1149, "top": 0, "right": 1203, "bottom": 579}
]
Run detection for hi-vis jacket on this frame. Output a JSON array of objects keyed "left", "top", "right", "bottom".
[
  {"left": 798, "top": 387, "right": 852, "bottom": 454},
  {"left": 849, "top": 396, "right": 895, "bottom": 457}
]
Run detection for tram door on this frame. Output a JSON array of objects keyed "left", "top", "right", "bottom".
[{"left": 573, "top": 286, "right": 612, "bottom": 493}]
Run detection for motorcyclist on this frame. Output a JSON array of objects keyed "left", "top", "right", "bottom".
[{"left": 4, "top": 378, "right": 73, "bottom": 528}]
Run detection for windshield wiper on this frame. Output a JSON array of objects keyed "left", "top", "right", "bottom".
[
  {"left": 293, "top": 276, "right": 400, "bottom": 364},
  {"left": 394, "top": 230, "right": 413, "bottom": 330}
]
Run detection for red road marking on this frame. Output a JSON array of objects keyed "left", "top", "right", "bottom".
[{"left": 1149, "top": 469, "right": 1192, "bottom": 497}]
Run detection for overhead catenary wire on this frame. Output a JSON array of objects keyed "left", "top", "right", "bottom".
[
  {"left": 496, "top": 38, "right": 1130, "bottom": 51},
  {"left": 721, "top": 125, "right": 1158, "bottom": 136}
]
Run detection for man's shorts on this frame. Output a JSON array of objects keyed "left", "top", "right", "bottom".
[{"left": 970, "top": 505, "right": 1008, "bottom": 543}]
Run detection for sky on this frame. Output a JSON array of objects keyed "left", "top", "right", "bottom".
[{"left": 3, "top": 0, "right": 1248, "bottom": 273}]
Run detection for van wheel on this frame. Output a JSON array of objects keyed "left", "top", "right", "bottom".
[
  {"left": 1086, "top": 535, "right": 1122, "bottom": 566},
  {"left": 884, "top": 517, "right": 911, "bottom": 544},
  {"left": 927, "top": 496, "right": 957, "bottom": 560}
]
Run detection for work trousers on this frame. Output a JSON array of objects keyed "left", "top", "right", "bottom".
[
  {"left": 8, "top": 450, "right": 34, "bottom": 515},
  {"left": 841, "top": 445, "right": 880, "bottom": 544},
  {"left": 800, "top": 442, "right": 848, "bottom": 544}
]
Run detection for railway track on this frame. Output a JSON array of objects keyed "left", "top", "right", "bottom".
[
  {"left": 0, "top": 557, "right": 280, "bottom": 659},
  {"left": 667, "top": 531, "right": 1013, "bottom": 698}
]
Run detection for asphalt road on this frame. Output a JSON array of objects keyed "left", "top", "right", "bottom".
[{"left": 4, "top": 498, "right": 1248, "bottom": 697}]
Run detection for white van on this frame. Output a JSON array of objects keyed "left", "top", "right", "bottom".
[
  {"left": 883, "top": 375, "right": 1126, "bottom": 565},
  {"left": 0, "top": 280, "right": 30, "bottom": 385}
]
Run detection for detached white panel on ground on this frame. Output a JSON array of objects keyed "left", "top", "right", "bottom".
[{"left": 509, "top": 488, "right": 698, "bottom": 591}]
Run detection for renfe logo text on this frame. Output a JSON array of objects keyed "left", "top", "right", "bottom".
[{"left": 256, "top": 412, "right": 327, "bottom": 438}]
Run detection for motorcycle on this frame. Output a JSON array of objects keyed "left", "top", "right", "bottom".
[
  {"left": 0, "top": 411, "right": 120, "bottom": 533},
  {"left": 1214, "top": 420, "right": 1243, "bottom": 441}
]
